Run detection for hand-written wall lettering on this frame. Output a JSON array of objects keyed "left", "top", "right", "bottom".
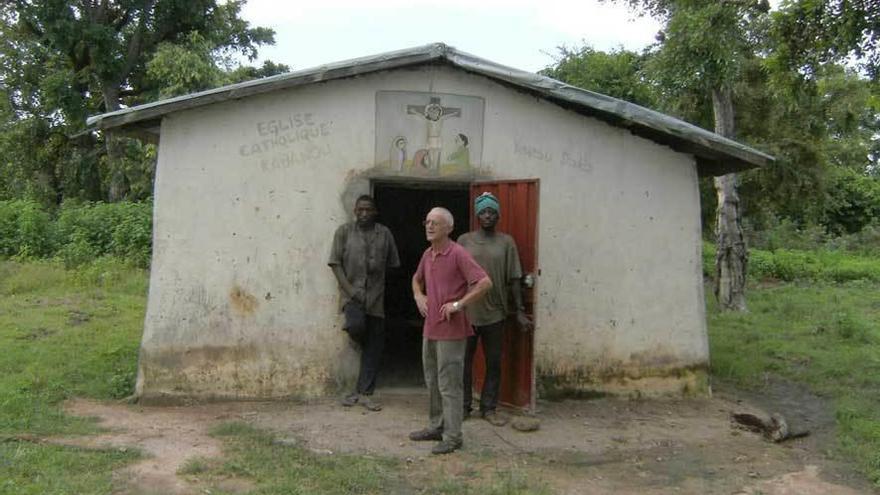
[
  {"left": 514, "top": 140, "right": 553, "bottom": 162},
  {"left": 561, "top": 151, "right": 592, "bottom": 173},
  {"left": 240, "top": 119, "right": 333, "bottom": 157},
  {"left": 258, "top": 113, "right": 316, "bottom": 136},
  {"left": 260, "top": 143, "right": 331, "bottom": 172},
  {"left": 513, "top": 140, "right": 593, "bottom": 173}
]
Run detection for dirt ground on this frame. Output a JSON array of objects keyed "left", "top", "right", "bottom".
[{"left": 53, "top": 381, "right": 874, "bottom": 495}]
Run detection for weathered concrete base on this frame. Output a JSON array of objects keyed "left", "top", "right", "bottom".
[
  {"left": 537, "top": 364, "right": 711, "bottom": 400},
  {"left": 135, "top": 345, "right": 351, "bottom": 405}
]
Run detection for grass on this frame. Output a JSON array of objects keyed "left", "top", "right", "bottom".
[
  {"left": 707, "top": 279, "right": 880, "bottom": 485},
  {"left": 0, "top": 259, "right": 552, "bottom": 494},
  {"left": 3, "top": 256, "right": 880, "bottom": 491},
  {"left": 0, "top": 258, "right": 147, "bottom": 493},
  {"left": 187, "top": 422, "right": 405, "bottom": 494},
  {"left": 179, "top": 422, "right": 552, "bottom": 494},
  {"left": 0, "top": 443, "right": 139, "bottom": 495}
]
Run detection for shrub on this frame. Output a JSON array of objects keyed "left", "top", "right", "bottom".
[
  {"left": 55, "top": 200, "right": 152, "bottom": 268},
  {"left": 770, "top": 249, "right": 822, "bottom": 281},
  {"left": 704, "top": 242, "right": 880, "bottom": 283},
  {"left": 746, "top": 217, "right": 829, "bottom": 252},
  {"left": 0, "top": 200, "right": 21, "bottom": 256},
  {"left": 826, "top": 223, "right": 880, "bottom": 256},
  {"left": 0, "top": 200, "right": 56, "bottom": 258},
  {"left": 109, "top": 202, "right": 152, "bottom": 267},
  {"left": 0, "top": 199, "right": 152, "bottom": 268},
  {"left": 56, "top": 201, "right": 123, "bottom": 256}
]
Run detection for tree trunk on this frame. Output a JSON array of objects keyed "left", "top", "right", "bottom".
[
  {"left": 712, "top": 87, "right": 747, "bottom": 311},
  {"left": 102, "top": 84, "right": 130, "bottom": 202},
  {"left": 105, "top": 133, "right": 130, "bottom": 202}
]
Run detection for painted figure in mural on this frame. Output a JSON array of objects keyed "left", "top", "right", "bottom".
[
  {"left": 406, "top": 97, "right": 461, "bottom": 171},
  {"left": 390, "top": 136, "right": 407, "bottom": 171},
  {"left": 410, "top": 207, "right": 492, "bottom": 454},
  {"left": 447, "top": 133, "right": 470, "bottom": 168},
  {"left": 458, "top": 192, "right": 533, "bottom": 426},
  {"left": 328, "top": 195, "right": 401, "bottom": 411}
]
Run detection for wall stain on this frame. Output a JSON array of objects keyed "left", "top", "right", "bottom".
[
  {"left": 536, "top": 355, "right": 710, "bottom": 400},
  {"left": 229, "top": 285, "right": 259, "bottom": 315},
  {"left": 137, "top": 344, "right": 337, "bottom": 404}
]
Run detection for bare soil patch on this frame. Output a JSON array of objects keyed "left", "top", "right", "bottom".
[{"left": 51, "top": 383, "right": 874, "bottom": 494}]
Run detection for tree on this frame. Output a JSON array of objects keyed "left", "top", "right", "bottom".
[
  {"left": 741, "top": 1, "right": 880, "bottom": 233},
  {"left": 540, "top": 45, "right": 659, "bottom": 108},
  {"left": 549, "top": 2, "right": 879, "bottom": 256},
  {"left": 608, "top": 0, "right": 772, "bottom": 311},
  {"left": 770, "top": 0, "right": 880, "bottom": 80},
  {"left": 0, "top": 1, "right": 284, "bottom": 203}
]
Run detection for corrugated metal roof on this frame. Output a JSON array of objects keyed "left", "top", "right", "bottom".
[{"left": 86, "top": 42, "right": 773, "bottom": 175}]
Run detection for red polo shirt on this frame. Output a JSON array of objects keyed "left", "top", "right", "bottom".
[{"left": 414, "top": 240, "right": 489, "bottom": 340}]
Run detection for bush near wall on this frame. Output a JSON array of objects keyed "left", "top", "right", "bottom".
[
  {"left": 745, "top": 217, "right": 880, "bottom": 256},
  {"left": 703, "top": 243, "right": 880, "bottom": 283},
  {"left": 0, "top": 200, "right": 55, "bottom": 258},
  {"left": 0, "top": 199, "right": 152, "bottom": 268}
]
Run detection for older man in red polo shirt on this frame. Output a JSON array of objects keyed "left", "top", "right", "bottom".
[{"left": 409, "top": 206, "right": 492, "bottom": 455}]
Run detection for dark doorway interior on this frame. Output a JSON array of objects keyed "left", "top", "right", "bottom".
[{"left": 373, "top": 181, "right": 470, "bottom": 387}]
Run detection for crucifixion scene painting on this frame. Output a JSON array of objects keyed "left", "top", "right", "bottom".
[{"left": 375, "top": 91, "right": 484, "bottom": 175}]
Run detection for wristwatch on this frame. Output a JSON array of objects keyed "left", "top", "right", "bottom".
[{"left": 452, "top": 301, "right": 461, "bottom": 311}]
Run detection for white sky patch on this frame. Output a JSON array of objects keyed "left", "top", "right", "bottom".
[{"left": 237, "top": 0, "right": 661, "bottom": 73}]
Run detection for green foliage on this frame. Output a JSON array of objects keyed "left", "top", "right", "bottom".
[
  {"left": 703, "top": 242, "right": 880, "bottom": 283},
  {"left": 744, "top": 214, "right": 880, "bottom": 256},
  {"left": 55, "top": 201, "right": 153, "bottom": 268},
  {"left": 707, "top": 282, "right": 880, "bottom": 484},
  {"left": 597, "top": 1, "right": 879, "bottom": 241},
  {"left": 825, "top": 224, "right": 880, "bottom": 255},
  {"left": 648, "top": 2, "right": 763, "bottom": 94},
  {"left": 737, "top": 62, "right": 879, "bottom": 232},
  {"left": 226, "top": 60, "right": 291, "bottom": 84},
  {"left": 0, "top": 1, "right": 282, "bottom": 203},
  {"left": 770, "top": 0, "right": 880, "bottom": 81},
  {"left": 0, "top": 199, "right": 152, "bottom": 268},
  {"left": 823, "top": 167, "right": 880, "bottom": 234},
  {"left": 0, "top": 200, "right": 54, "bottom": 257},
  {"left": 540, "top": 45, "right": 658, "bottom": 108},
  {"left": 745, "top": 217, "right": 829, "bottom": 252},
  {"left": 146, "top": 32, "right": 226, "bottom": 100}
]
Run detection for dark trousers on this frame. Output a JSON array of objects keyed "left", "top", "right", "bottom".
[
  {"left": 463, "top": 320, "right": 504, "bottom": 414},
  {"left": 354, "top": 316, "right": 385, "bottom": 395}
]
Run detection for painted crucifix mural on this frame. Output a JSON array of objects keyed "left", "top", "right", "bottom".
[
  {"left": 376, "top": 91, "right": 484, "bottom": 176},
  {"left": 406, "top": 97, "right": 461, "bottom": 171}
]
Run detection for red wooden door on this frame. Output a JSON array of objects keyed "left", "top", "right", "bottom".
[{"left": 468, "top": 180, "right": 538, "bottom": 410}]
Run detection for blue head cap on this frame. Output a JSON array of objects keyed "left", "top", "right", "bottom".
[{"left": 475, "top": 192, "right": 500, "bottom": 215}]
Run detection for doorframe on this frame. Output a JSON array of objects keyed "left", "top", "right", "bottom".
[
  {"left": 372, "top": 177, "right": 472, "bottom": 191},
  {"left": 371, "top": 176, "right": 541, "bottom": 411},
  {"left": 471, "top": 178, "right": 541, "bottom": 412}
]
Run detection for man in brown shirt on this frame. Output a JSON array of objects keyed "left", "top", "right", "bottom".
[
  {"left": 458, "top": 192, "right": 532, "bottom": 425},
  {"left": 328, "top": 195, "right": 400, "bottom": 411}
]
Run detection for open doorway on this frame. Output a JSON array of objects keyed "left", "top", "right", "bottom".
[{"left": 373, "top": 180, "right": 470, "bottom": 387}]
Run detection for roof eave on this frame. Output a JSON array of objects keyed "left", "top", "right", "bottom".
[
  {"left": 86, "top": 42, "right": 773, "bottom": 176},
  {"left": 86, "top": 44, "right": 449, "bottom": 131}
]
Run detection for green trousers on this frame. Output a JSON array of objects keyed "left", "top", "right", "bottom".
[{"left": 422, "top": 338, "right": 467, "bottom": 444}]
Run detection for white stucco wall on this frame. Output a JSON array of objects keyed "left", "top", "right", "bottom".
[{"left": 137, "top": 65, "right": 708, "bottom": 402}]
